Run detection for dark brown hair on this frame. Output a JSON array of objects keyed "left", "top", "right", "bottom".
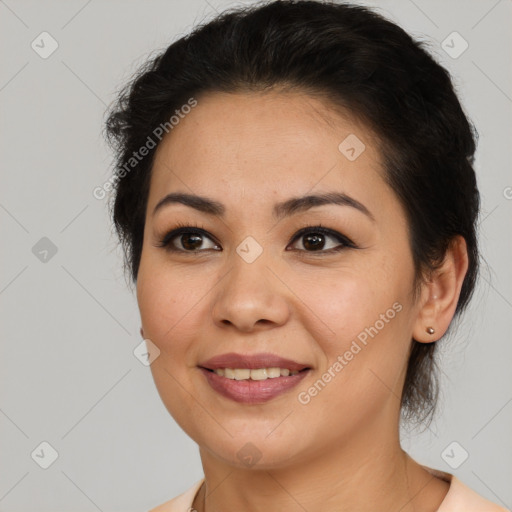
[{"left": 104, "top": 0, "right": 480, "bottom": 427}]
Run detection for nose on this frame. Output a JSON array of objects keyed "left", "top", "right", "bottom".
[{"left": 210, "top": 253, "right": 291, "bottom": 333}]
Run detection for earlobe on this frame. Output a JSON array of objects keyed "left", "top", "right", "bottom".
[{"left": 412, "top": 236, "right": 469, "bottom": 343}]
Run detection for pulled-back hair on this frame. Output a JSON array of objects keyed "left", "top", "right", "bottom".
[{"left": 104, "top": 0, "right": 480, "bottom": 426}]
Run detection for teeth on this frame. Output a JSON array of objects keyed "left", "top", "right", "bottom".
[
  {"left": 267, "top": 367, "right": 281, "bottom": 378},
  {"left": 250, "top": 368, "right": 268, "bottom": 380},
  {"left": 234, "top": 369, "right": 251, "bottom": 380},
  {"left": 213, "top": 367, "right": 301, "bottom": 380}
]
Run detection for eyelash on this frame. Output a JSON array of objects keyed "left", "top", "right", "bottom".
[{"left": 155, "top": 222, "right": 357, "bottom": 255}]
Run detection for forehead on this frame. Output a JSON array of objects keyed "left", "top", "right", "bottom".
[{"left": 149, "top": 90, "right": 388, "bottom": 214}]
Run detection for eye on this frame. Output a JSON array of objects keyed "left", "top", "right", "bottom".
[
  {"left": 156, "top": 224, "right": 221, "bottom": 253},
  {"left": 287, "top": 225, "right": 355, "bottom": 253},
  {"left": 155, "top": 223, "right": 356, "bottom": 254}
]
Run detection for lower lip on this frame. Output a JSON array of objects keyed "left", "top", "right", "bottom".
[{"left": 199, "top": 367, "right": 310, "bottom": 403}]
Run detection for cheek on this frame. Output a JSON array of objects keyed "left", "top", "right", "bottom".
[
  {"left": 288, "top": 261, "right": 408, "bottom": 347},
  {"left": 137, "top": 261, "right": 213, "bottom": 352},
  {"left": 136, "top": 263, "right": 213, "bottom": 433},
  {"left": 290, "top": 263, "right": 411, "bottom": 408}
]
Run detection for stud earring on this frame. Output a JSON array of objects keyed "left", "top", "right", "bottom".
[{"left": 426, "top": 326, "right": 435, "bottom": 335}]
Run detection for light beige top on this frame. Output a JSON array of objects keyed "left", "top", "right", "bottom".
[{"left": 148, "top": 465, "right": 510, "bottom": 512}]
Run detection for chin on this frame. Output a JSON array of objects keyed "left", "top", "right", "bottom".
[{"left": 198, "top": 433, "right": 308, "bottom": 470}]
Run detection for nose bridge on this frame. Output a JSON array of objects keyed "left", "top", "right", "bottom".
[{"left": 210, "top": 238, "right": 290, "bottom": 331}]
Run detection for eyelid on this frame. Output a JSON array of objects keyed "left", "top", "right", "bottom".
[
  {"left": 155, "top": 224, "right": 220, "bottom": 251},
  {"left": 287, "top": 225, "right": 356, "bottom": 251},
  {"left": 155, "top": 223, "right": 356, "bottom": 253}
]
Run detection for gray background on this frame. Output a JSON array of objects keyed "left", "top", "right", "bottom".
[{"left": 0, "top": 0, "right": 511, "bottom": 510}]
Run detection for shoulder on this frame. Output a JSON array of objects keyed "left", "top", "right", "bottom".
[
  {"left": 437, "top": 474, "right": 509, "bottom": 512},
  {"left": 148, "top": 472, "right": 510, "bottom": 512},
  {"left": 148, "top": 479, "right": 204, "bottom": 512}
]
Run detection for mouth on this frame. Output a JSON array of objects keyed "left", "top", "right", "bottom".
[
  {"left": 198, "top": 351, "right": 311, "bottom": 372},
  {"left": 197, "top": 352, "right": 312, "bottom": 403},
  {"left": 199, "top": 366, "right": 310, "bottom": 380}
]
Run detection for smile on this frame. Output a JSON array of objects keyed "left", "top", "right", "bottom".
[
  {"left": 197, "top": 352, "right": 312, "bottom": 403},
  {"left": 199, "top": 367, "right": 311, "bottom": 403},
  {"left": 210, "top": 367, "right": 300, "bottom": 380}
]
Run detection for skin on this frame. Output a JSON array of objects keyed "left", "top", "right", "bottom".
[{"left": 137, "top": 90, "right": 469, "bottom": 512}]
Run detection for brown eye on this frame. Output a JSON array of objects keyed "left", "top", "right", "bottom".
[
  {"left": 301, "top": 233, "right": 327, "bottom": 251},
  {"left": 180, "top": 233, "right": 205, "bottom": 251},
  {"left": 156, "top": 225, "right": 355, "bottom": 254},
  {"left": 157, "top": 227, "right": 221, "bottom": 252},
  {"left": 288, "top": 226, "right": 355, "bottom": 253}
]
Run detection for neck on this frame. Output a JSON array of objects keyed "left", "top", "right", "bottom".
[{"left": 193, "top": 415, "right": 446, "bottom": 512}]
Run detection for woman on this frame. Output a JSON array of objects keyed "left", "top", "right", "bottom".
[{"left": 104, "top": 1, "right": 508, "bottom": 510}]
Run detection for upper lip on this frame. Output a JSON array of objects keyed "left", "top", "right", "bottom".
[{"left": 199, "top": 352, "right": 311, "bottom": 371}]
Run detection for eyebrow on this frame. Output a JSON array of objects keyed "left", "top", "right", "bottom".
[{"left": 152, "top": 191, "right": 375, "bottom": 222}]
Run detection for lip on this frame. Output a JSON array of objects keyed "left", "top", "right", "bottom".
[
  {"left": 198, "top": 352, "right": 310, "bottom": 372},
  {"left": 198, "top": 352, "right": 312, "bottom": 404},
  {"left": 199, "top": 367, "right": 311, "bottom": 404}
]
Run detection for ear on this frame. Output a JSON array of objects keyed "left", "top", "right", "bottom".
[{"left": 412, "top": 235, "right": 469, "bottom": 343}]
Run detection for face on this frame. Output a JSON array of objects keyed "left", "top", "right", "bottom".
[{"left": 136, "top": 90, "right": 421, "bottom": 469}]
